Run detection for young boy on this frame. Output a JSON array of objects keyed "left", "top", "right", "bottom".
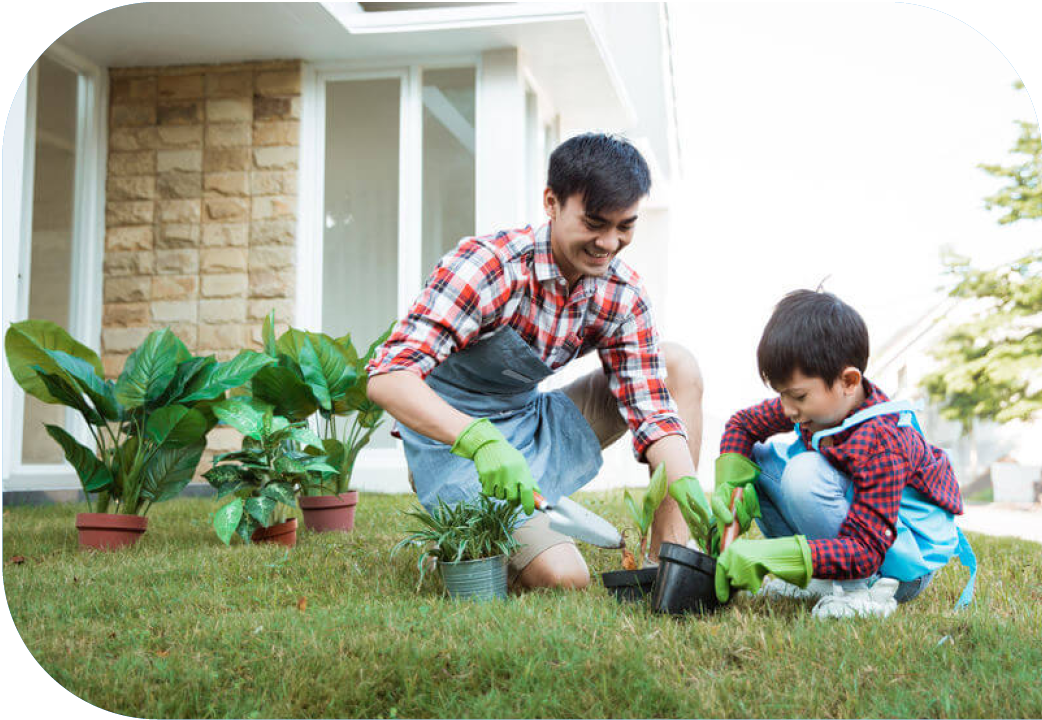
[{"left": 710, "top": 290, "right": 976, "bottom": 617}]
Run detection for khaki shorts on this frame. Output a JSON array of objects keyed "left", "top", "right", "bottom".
[{"left": 408, "top": 367, "right": 628, "bottom": 582}]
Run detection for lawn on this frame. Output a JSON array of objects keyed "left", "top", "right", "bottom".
[{"left": 3, "top": 492, "right": 1041, "bottom": 719}]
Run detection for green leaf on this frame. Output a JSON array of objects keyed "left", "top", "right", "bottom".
[
  {"left": 216, "top": 479, "right": 249, "bottom": 499},
  {"left": 213, "top": 498, "right": 244, "bottom": 545},
  {"left": 178, "top": 350, "right": 276, "bottom": 404},
  {"left": 204, "top": 464, "right": 242, "bottom": 489},
  {"left": 297, "top": 336, "right": 335, "bottom": 411},
  {"left": 5, "top": 320, "right": 104, "bottom": 404},
  {"left": 322, "top": 438, "right": 347, "bottom": 474},
  {"left": 274, "top": 456, "right": 308, "bottom": 476},
  {"left": 141, "top": 441, "right": 205, "bottom": 503},
  {"left": 643, "top": 462, "right": 669, "bottom": 527},
  {"left": 236, "top": 514, "right": 260, "bottom": 543},
  {"left": 245, "top": 496, "right": 276, "bottom": 527},
  {"left": 333, "top": 333, "right": 359, "bottom": 367},
  {"left": 275, "top": 327, "right": 312, "bottom": 362},
  {"left": 623, "top": 490, "right": 643, "bottom": 530},
  {"left": 251, "top": 365, "right": 317, "bottom": 422},
  {"left": 145, "top": 405, "right": 207, "bottom": 448},
  {"left": 305, "top": 461, "right": 338, "bottom": 475},
  {"left": 212, "top": 397, "right": 273, "bottom": 439},
  {"left": 36, "top": 370, "right": 104, "bottom": 425},
  {"left": 44, "top": 350, "right": 120, "bottom": 420},
  {"left": 157, "top": 356, "right": 216, "bottom": 407},
  {"left": 363, "top": 322, "right": 395, "bottom": 366},
  {"left": 262, "top": 310, "right": 277, "bottom": 357},
  {"left": 288, "top": 425, "right": 324, "bottom": 451},
  {"left": 44, "top": 424, "right": 112, "bottom": 493},
  {"left": 114, "top": 328, "right": 191, "bottom": 409},
  {"left": 260, "top": 482, "right": 297, "bottom": 507}
]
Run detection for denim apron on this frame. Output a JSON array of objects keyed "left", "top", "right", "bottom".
[
  {"left": 395, "top": 326, "right": 604, "bottom": 518},
  {"left": 762, "top": 400, "right": 977, "bottom": 608}
]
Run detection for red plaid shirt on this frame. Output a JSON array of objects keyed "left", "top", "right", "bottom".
[
  {"left": 367, "top": 223, "right": 686, "bottom": 460},
  {"left": 720, "top": 380, "right": 963, "bottom": 579}
]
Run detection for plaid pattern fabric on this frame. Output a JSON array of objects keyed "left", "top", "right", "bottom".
[
  {"left": 367, "top": 223, "right": 686, "bottom": 460},
  {"left": 720, "top": 380, "right": 963, "bottom": 579}
]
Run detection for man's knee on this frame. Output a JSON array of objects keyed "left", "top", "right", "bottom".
[
  {"left": 515, "top": 545, "right": 591, "bottom": 590},
  {"left": 661, "top": 341, "right": 704, "bottom": 401}
]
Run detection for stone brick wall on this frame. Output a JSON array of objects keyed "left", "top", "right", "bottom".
[{"left": 102, "top": 60, "right": 301, "bottom": 460}]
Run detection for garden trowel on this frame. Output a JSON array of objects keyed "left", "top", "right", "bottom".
[{"left": 533, "top": 491, "right": 624, "bottom": 549}]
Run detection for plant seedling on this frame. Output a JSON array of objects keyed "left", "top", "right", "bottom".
[
  {"left": 621, "top": 462, "right": 669, "bottom": 569},
  {"left": 205, "top": 397, "right": 338, "bottom": 544}
]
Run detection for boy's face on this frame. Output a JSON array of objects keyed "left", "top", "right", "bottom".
[
  {"left": 544, "top": 189, "right": 639, "bottom": 286},
  {"left": 771, "top": 367, "right": 864, "bottom": 432}
]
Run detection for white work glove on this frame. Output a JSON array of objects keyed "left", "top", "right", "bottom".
[{"left": 812, "top": 577, "right": 899, "bottom": 619}]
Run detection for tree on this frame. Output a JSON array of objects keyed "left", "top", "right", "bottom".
[{"left": 921, "top": 81, "right": 1041, "bottom": 433}]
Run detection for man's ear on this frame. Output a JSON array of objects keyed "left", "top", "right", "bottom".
[
  {"left": 543, "top": 188, "right": 557, "bottom": 220},
  {"left": 840, "top": 366, "right": 863, "bottom": 395}
]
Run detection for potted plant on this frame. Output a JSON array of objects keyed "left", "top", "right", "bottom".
[
  {"left": 601, "top": 462, "right": 669, "bottom": 602},
  {"left": 250, "top": 311, "right": 393, "bottom": 532},
  {"left": 4, "top": 321, "right": 273, "bottom": 549},
  {"left": 651, "top": 475, "right": 726, "bottom": 616},
  {"left": 204, "top": 397, "right": 338, "bottom": 547},
  {"left": 392, "top": 495, "right": 522, "bottom": 602}
]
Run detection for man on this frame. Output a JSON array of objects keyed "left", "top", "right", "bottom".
[{"left": 367, "top": 133, "right": 704, "bottom": 590}]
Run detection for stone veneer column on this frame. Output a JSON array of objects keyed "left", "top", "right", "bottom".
[{"left": 102, "top": 60, "right": 301, "bottom": 461}]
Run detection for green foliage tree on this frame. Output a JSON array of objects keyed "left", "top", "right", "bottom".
[{"left": 922, "top": 81, "right": 1041, "bottom": 431}]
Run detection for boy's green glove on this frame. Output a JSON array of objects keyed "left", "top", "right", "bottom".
[
  {"left": 714, "top": 535, "right": 813, "bottom": 602},
  {"left": 669, "top": 476, "right": 719, "bottom": 554},
  {"left": 712, "top": 453, "right": 762, "bottom": 538},
  {"left": 450, "top": 418, "right": 541, "bottom": 515}
]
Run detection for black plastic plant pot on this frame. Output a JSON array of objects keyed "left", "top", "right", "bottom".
[
  {"left": 601, "top": 566, "right": 658, "bottom": 603},
  {"left": 651, "top": 542, "right": 723, "bottom": 615}
]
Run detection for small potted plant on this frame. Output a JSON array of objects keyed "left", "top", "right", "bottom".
[
  {"left": 4, "top": 321, "right": 273, "bottom": 549},
  {"left": 601, "top": 462, "right": 669, "bottom": 602},
  {"left": 392, "top": 495, "right": 522, "bottom": 602},
  {"left": 651, "top": 475, "right": 726, "bottom": 615},
  {"left": 205, "top": 397, "right": 337, "bottom": 547},
  {"left": 250, "top": 312, "right": 392, "bottom": 532}
]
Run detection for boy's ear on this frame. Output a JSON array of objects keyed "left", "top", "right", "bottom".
[{"left": 840, "top": 366, "right": 863, "bottom": 394}]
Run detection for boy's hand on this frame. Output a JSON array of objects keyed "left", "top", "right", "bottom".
[
  {"left": 714, "top": 535, "right": 813, "bottom": 602},
  {"left": 711, "top": 453, "right": 762, "bottom": 537}
]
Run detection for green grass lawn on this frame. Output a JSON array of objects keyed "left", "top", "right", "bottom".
[{"left": 3, "top": 491, "right": 1041, "bottom": 719}]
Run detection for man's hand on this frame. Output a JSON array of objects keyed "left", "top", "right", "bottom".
[
  {"left": 711, "top": 453, "right": 762, "bottom": 540},
  {"left": 451, "top": 418, "right": 541, "bottom": 514},
  {"left": 714, "top": 535, "right": 813, "bottom": 602}
]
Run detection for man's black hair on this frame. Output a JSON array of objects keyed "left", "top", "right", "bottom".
[
  {"left": 757, "top": 289, "right": 870, "bottom": 387},
  {"left": 547, "top": 133, "right": 651, "bottom": 216}
]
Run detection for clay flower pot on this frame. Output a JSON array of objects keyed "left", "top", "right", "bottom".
[
  {"left": 299, "top": 491, "right": 359, "bottom": 533},
  {"left": 250, "top": 517, "right": 298, "bottom": 547},
  {"left": 76, "top": 513, "right": 148, "bottom": 550}
]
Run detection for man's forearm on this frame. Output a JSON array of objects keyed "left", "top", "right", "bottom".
[
  {"left": 367, "top": 371, "right": 474, "bottom": 446},
  {"left": 645, "top": 433, "right": 696, "bottom": 556}
]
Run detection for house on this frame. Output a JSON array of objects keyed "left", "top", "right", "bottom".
[
  {"left": 2, "top": 2, "right": 681, "bottom": 499},
  {"left": 869, "top": 297, "right": 1042, "bottom": 497}
]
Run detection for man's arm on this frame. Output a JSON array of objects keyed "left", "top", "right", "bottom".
[{"left": 367, "top": 371, "right": 473, "bottom": 446}]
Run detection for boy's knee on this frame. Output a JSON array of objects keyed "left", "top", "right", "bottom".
[{"left": 661, "top": 341, "right": 703, "bottom": 402}]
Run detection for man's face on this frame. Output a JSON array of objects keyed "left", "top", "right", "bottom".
[
  {"left": 544, "top": 190, "right": 639, "bottom": 286},
  {"left": 771, "top": 368, "right": 860, "bottom": 433}
]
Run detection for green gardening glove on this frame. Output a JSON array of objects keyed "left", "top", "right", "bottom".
[
  {"left": 714, "top": 535, "right": 813, "bottom": 602},
  {"left": 669, "top": 476, "right": 719, "bottom": 555},
  {"left": 450, "top": 418, "right": 541, "bottom": 515},
  {"left": 711, "top": 453, "right": 762, "bottom": 540}
]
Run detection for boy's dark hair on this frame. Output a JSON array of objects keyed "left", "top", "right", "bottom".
[
  {"left": 547, "top": 133, "right": 651, "bottom": 216},
  {"left": 757, "top": 290, "right": 870, "bottom": 387}
]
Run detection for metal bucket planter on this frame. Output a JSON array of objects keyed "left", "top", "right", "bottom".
[
  {"left": 299, "top": 491, "right": 359, "bottom": 533},
  {"left": 651, "top": 542, "right": 723, "bottom": 615},
  {"left": 76, "top": 513, "right": 148, "bottom": 550},
  {"left": 439, "top": 554, "right": 508, "bottom": 601}
]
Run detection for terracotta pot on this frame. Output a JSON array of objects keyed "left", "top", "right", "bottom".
[
  {"left": 251, "top": 517, "right": 297, "bottom": 547},
  {"left": 299, "top": 491, "right": 359, "bottom": 533},
  {"left": 75, "top": 513, "right": 148, "bottom": 550}
]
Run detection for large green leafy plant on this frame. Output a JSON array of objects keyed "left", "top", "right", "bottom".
[
  {"left": 250, "top": 312, "right": 393, "bottom": 496},
  {"left": 5, "top": 321, "right": 273, "bottom": 515},
  {"left": 205, "top": 397, "right": 337, "bottom": 544},
  {"left": 392, "top": 495, "right": 522, "bottom": 584}
]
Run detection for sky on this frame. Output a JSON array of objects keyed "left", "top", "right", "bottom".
[{"left": 665, "top": 1, "right": 1040, "bottom": 469}]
